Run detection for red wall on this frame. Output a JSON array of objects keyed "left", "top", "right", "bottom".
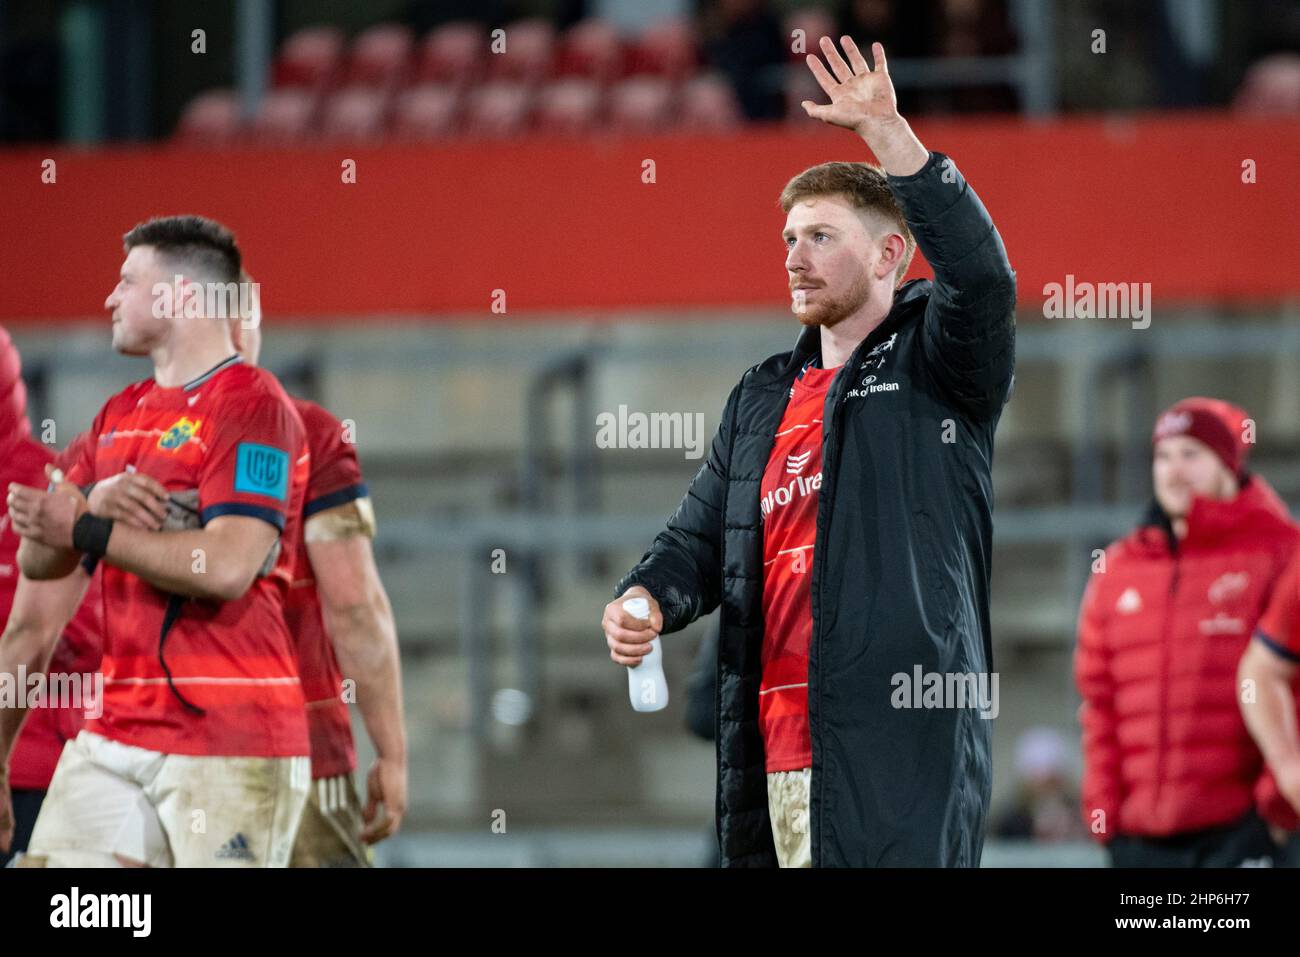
[{"left": 1, "top": 112, "right": 1295, "bottom": 322}]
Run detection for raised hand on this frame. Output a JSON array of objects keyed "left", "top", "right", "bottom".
[
  {"left": 800, "top": 36, "right": 928, "bottom": 177},
  {"left": 801, "top": 37, "right": 898, "bottom": 135}
]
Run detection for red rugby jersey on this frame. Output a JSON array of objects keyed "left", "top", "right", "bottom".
[
  {"left": 759, "top": 361, "right": 838, "bottom": 773},
  {"left": 287, "top": 397, "right": 368, "bottom": 780},
  {"left": 1251, "top": 550, "right": 1300, "bottom": 830},
  {"left": 63, "top": 355, "right": 310, "bottom": 757}
]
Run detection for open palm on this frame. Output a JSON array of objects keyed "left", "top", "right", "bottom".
[{"left": 802, "top": 37, "right": 898, "bottom": 134}]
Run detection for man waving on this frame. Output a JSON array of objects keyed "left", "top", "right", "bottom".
[{"left": 602, "top": 37, "right": 1016, "bottom": 867}]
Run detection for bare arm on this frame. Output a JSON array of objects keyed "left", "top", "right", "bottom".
[
  {"left": 0, "top": 568, "right": 91, "bottom": 852},
  {"left": 102, "top": 515, "right": 279, "bottom": 602},
  {"left": 1239, "top": 639, "right": 1300, "bottom": 814},
  {"left": 10, "top": 473, "right": 82, "bottom": 581},
  {"left": 307, "top": 529, "right": 405, "bottom": 762},
  {"left": 16, "top": 535, "right": 81, "bottom": 581},
  {"left": 305, "top": 502, "right": 406, "bottom": 842},
  {"left": 11, "top": 471, "right": 275, "bottom": 600}
]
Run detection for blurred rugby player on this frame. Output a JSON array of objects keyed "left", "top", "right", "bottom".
[{"left": 90, "top": 274, "right": 408, "bottom": 865}]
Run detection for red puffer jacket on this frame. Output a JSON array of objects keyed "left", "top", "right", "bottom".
[{"left": 1075, "top": 475, "right": 1299, "bottom": 842}]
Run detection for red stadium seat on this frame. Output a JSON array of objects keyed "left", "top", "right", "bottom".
[
  {"left": 273, "top": 25, "right": 345, "bottom": 89},
  {"left": 391, "top": 83, "right": 463, "bottom": 140},
  {"left": 555, "top": 18, "right": 625, "bottom": 82},
  {"left": 247, "top": 89, "right": 319, "bottom": 144},
  {"left": 607, "top": 76, "right": 675, "bottom": 134},
  {"left": 680, "top": 74, "right": 744, "bottom": 132},
  {"left": 464, "top": 79, "right": 534, "bottom": 138},
  {"left": 488, "top": 18, "right": 555, "bottom": 82},
  {"left": 417, "top": 21, "right": 487, "bottom": 86},
  {"left": 627, "top": 19, "right": 697, "bottom": 80},
  {"left": 346, "top": 22, "right": 415, "bottom": 89},
  {"left": 174, "top": 89, "right": 242, "bottom": 144},
  {"left": 783, "top": 7, "right": 836, "bottom": 60},
  {"left": 534, "top": 77, "right": 604, "bottom": 135},
  {"left": 321, "top": 86, "right": 392, "bottom": 141}
]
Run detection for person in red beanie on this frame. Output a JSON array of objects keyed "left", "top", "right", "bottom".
[
  {"left": 1075, "top": 396, "right": 1299, "bottom": 866},
  {"left": 0, "top": 326, "right": 103, "bottom": 865}
]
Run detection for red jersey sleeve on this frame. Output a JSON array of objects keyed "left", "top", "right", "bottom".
[
  {"left": 1255, "top": 551, "right": 1300, "bottom": 663},
  {"left": 61, "top": 411, "right": 108, "bottom": 487},
  {"left": 198, "top": 391, "right": 305, "bottom": 532},
  {"left": 300, "top": 402, "right": 367, "bottom": 518}
]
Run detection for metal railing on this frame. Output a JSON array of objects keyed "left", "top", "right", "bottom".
[{"left": 14, "top": 309, "right": 1300, "bottom": 740}]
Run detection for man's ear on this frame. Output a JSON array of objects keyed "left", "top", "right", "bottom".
[{"left": 873, "top": 233, "right": 906, "bottom": 282}]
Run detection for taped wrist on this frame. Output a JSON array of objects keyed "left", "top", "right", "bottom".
[{"left": 72, "top": 513, "right": 114, "bottom": 557}]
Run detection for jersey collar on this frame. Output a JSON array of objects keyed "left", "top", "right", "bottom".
[
  {"left": 182, "top": 354, "right": 243, "bottom": 391},
  {"left": 797, "top": 354, "right": 821, "bottom": 380}
]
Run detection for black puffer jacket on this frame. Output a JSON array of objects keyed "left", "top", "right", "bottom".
[{"left": 616, "top": 151, "right": 1016, "bottom": 866}]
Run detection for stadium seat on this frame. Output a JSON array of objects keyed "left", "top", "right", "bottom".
[
  {"left": 534, "top": 77, "right": 604, "bottom": 135},
  {"left": 783, "top": 7, "right": 836, "bottom": 60},
  {"left": 417, "top": 20, "right": 487, "bottom": 86},
  {"left": 784, "top": 61, "right": 825, "bottom": 123},
  {"left": 607, "top": 76, "right": 675, "bottom": 134},
  {"left": 391, "top": 83, "right": 463, "bottom": 140},
  {"left": 273, "top": 25, "right": 345, "bottom": 89},
  {"left": 174, "top": 89, "right": 242, "bottom": 145},
  {"left": 555, "top": 18, "right": 625, "bottom": 82},
  {"left": 1233, "top": 53, "right": 1300, "bottom": 114},
  {"left": 464, "top": 80, "right": 534, "bottom": 138},
  {"left": 346, "top": 22, "right": 415, "bottom": 89},
  {"left": 627, "top": 19, "right": 698, "bottom": 80},
  {"left": 247, "top": 88, "right": 319, "bottom": 144},
  {"left": 321, "top": 86, "right": 391, "bottom": 141},
  {"left": 680, "top": 74, "right": 744, "bottom": 132},
  {"left": 488, "top": 18, "right": 555, "bottom": 82}
]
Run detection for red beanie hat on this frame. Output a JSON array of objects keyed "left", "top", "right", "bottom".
[{"left": 1152, "top": 397, "right": 1251, "bottom": 477}]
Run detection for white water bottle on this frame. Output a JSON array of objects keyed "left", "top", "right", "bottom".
[{"left": 624, "top": 597, "right": 668, "bottom": 713}]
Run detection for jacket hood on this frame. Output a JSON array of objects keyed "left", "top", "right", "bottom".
[{"left": 0, "top": 326, "right": 32, "bottom": 449}]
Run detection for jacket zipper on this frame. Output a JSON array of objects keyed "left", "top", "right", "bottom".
[
  {"left": 1152, "top": 555, "right": 1180, "bottom": 817},
  {"left": 810, "top": 395, "right": 838, "bottom": 867},
  {"left": 808, "top": 328, "right": 881, "bottom": 864}
]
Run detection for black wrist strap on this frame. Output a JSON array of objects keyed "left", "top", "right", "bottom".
[{"left": 72, "top": 513, "right": 113, "bottom": 557}]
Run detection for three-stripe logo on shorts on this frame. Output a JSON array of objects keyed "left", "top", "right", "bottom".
[
  {"left": 289, "top": 755, "right": 310, "bottom": 792},
  {"left": 317, "top": 776, "right": 349, "bottom": 814}
]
